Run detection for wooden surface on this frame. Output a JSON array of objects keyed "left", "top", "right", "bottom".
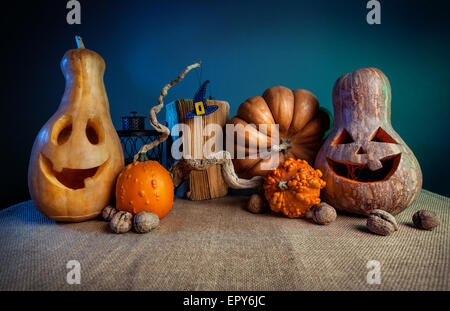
[{"left": 175, "top": 99, "right": 229, "bottom": 200}]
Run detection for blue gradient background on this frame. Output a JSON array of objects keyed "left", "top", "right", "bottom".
[{"left": 2, "top": 0, "right": 449, "bottom": 208}]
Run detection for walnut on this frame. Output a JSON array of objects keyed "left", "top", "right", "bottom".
[
  {"left": 133, "top": 211, "right": 159, "bottom": 233},
  {"left": 367, "top": 209, "right": 398, "bottom": 236},
  {"left": 247, "top": 194, "right": 268, "bottom": 214},
  {"left": 110, "top": 211, "right": 133, "bottom": 233},
  {"left": 413, "top": 210, "right": 440, "bottom": 230},
  {"left": 311, "top": 202, "right": 337, "bottom": 225},
  {"left": 102, "top": 205, "right": 118, "bottom": 221}
]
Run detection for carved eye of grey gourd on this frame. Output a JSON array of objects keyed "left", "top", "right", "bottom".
[
  {"left": 331, "top": 127, "right": 397, "bottom": 150},
  {"left": 369, "top": 127, "right": 398, "bottom": 144},
  {"left": 331, "top": 129, "right": 354, "bottom": 146},
  {"left": 330, "top": 129, "right": 366, "bottom": 155}
]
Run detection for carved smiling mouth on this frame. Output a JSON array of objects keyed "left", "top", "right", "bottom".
[
  {"left": 40, "top": 154, "right": 109, "bottom": 190},
  {"left": 327, "top": 153, "right": 401, "bottom": 183}
]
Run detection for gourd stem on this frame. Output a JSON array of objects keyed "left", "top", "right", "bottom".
[
  {"left": 138, "top": 152, "right": 149, "bottom": 162},
  {"left": 275, "top": 138, "right": 292, "bottom": 153},
  {"left": 278, "top": 180, "right": 289, "bottom": 191},
  {"left": 75, "top": 36, "right": 85, "bottom": 49},
  {"left": 279, "top": 138, "right": 292, "bottom": 152}
]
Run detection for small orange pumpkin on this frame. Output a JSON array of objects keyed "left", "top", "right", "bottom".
[
  {"left": 264, "top": 158, "right": 326, "bottom": 218},
  {"left": 115, "top": 154, "right": 174, "bottom": 218}
]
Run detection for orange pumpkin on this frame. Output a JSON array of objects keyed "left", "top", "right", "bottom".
[
  {"left": 115, "top": 154, "right": 174, "bottom": 218},
  {"left": 227, "top": 86, "right": 331, "bottom": 179},
  {"left": 264, "top": 158, "right": 326, "bottom": 218}
]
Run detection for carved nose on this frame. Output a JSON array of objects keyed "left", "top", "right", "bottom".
[{"left": 355, "top": 146, "right": 366, "bottom": 155}]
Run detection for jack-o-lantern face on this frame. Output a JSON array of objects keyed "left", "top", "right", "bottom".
[
  {"left": 315, "top": 68, "right": 422, "bottom": 216},
  {"left": 326, "top": 127, "right": 401, "bottom": 183},
  {"left": 28, "top": 42, "right": 124, "bottom": 222}
]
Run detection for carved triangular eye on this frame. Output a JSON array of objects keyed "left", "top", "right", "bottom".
[
  {"left": 370, "top": 127, "right": 398, "bottom": 144},
  {"left": 331, "top": 129, "right": 354, "bottom": 145}
]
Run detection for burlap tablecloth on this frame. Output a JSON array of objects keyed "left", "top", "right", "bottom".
[{"left": 0, "top": 190, "right": 448, "bottom": 291}]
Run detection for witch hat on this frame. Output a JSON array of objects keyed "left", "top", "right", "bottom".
[{"left": 184, "top": 80, "right": 218, "bottom": 119}]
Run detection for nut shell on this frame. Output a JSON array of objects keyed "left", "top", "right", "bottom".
[
  {"left": 133, "top": 211, "right": 159, "bottom": 233},
  {"left": 312, "top": 202, "right": 337, "bottom": 225},
  {"left": 413, "top": 210, "right": 440, "bottom": 230},
  {"left": 247, "top": 194, "right": 268, "bottom": 214},
  {"left": 110, "top": 211, "right": 133, "bottom": 233},
  {"left": 102, "top": 205, "right": 118, "bottom": 221},
  {"left": 367, "top": 209, "right": 398, "bottom": 236}
]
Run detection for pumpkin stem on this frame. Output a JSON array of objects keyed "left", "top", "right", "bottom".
[
  {"left": 277, "top": 138, "right": 292, "bottom": 153},
  {"left": 278, "top": 180, "right": 289, "bottom": 191},
  {"left": 138, "top": 152, "right": 149, "bottom": 162},
  {"left": 75, "top": 36, "right": 85, "bottom": 49}
]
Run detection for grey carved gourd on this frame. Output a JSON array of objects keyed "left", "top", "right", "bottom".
[{"left": 314, "top": 68, "right": 422, "bottom": 215}]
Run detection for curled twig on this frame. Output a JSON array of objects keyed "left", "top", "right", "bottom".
[
  {"left": 134, "top": 62, "right": 262, "bottom": 191},
  {"left": 170, "top": 151, "right": 263, "bottom": 190},
  {"left": 133, "top": 62, "right": 201, "bottom": 162}
]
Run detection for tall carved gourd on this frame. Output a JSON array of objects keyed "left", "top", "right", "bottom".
[
  {"left": 314, "top": 68, "right": 422, "bottom": 216},
  {"left": 28, "top": 37, "right": 124, "bottom": 222}
]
